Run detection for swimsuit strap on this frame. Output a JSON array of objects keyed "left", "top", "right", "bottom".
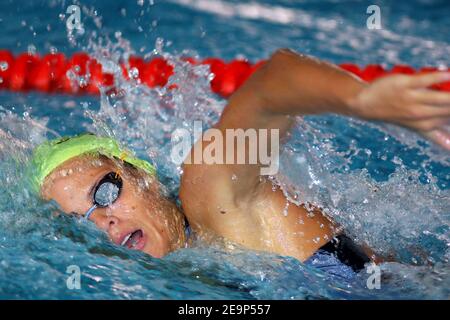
[{"left": 318, "top": 234, "right": 371, "bottom": 272}]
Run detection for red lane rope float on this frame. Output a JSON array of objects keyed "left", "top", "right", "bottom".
[{"left": 0, "top": 50, "right": 449, "bottom": 99}]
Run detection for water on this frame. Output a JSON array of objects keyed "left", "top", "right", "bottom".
[{"left": 0, "top": 0, "right": 449, "bottom": 299}]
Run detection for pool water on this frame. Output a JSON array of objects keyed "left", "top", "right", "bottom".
[{"left": 0, "top": 0, "right": 449, "bottom": 299}]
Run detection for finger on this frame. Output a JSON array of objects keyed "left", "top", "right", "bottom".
[
  {"left": 407, "top": 72, "right": 450, "bottom": 89},
  {"left": 421, "top": 129, "right": 450, "bottom": 151},
  {"left": 415, "top": 105, "right": 450, "bottom": 118},
  {"left": 402, "top": 118, "right": 449, "bottom": 131},
  {"left": 399, "top": 105, "right": 450, "bottom": 120},
  {"left": 411, "top": 89, "right": 450, "bottom": 106}
]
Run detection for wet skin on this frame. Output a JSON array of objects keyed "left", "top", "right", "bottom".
[{"left": 41, "top": 155, "right": 187, "bottom": 258}]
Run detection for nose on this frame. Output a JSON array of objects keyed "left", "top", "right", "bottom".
[{"left": 90, "top": 211, "right": 120, "bottom": 232}]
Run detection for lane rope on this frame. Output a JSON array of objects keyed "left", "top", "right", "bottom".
[{"left": 0, "top": 50, "right": 449, "bottom": 98}]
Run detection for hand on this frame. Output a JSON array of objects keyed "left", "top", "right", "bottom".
[{"left": 350, "top": 72, "right": 450, "bottom": 150}]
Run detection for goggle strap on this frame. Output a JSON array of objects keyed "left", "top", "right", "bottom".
[{"left": 84, "top": 204, "right": 98, "bottom": 221}]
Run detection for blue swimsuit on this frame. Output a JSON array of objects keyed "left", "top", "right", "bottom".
[
  {"left": 305, "top": 235, "right": 371, "bottom": 280},
  {"left": 185, "top": 218, "right": 368, "bottom": 280}
]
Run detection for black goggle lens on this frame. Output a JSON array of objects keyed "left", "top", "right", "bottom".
[{"left": 93, "top": 172, "right": 123, "bottom": 207}]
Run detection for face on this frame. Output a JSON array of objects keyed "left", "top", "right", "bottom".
[{"left": 41, "top": 155, "right": 187, "bottom": 258}]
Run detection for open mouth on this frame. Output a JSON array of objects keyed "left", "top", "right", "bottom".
[{"left": 120, "top": 229, "right": 145, "bottom": 250}]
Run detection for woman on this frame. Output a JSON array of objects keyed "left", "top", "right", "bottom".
[{"left": 32, "top": 49, "right": 450, "bottom": 277}]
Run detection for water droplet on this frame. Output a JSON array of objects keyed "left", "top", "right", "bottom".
[
  {"left": 392, "top": 156, "right": 402, "bottom": 165},
  {"left": 154, "top": 37, "right": 164, "bottom": 53},
  {"left": 282, "top": 201, "right": 289, "bottom": 216},
  {"left": 27, "top": 44, "right": 36, "bottom": 55},
  {"left": 129, "top": 67, "right": 139, "bottom": 79},
  {"left": 78, "top": 77, "right": 88, "bottom": 88}
]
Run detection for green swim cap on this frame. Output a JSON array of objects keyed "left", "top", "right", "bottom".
[{"left": 30, "top": 133, "right": 156, "bottom": 191}]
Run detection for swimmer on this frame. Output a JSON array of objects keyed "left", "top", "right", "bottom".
[{"left": 31, "top": 49, "right": 450, "bottom": 276}]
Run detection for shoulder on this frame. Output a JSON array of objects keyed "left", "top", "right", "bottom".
[{"left": 179, "top": 140, "right": 263, "bottom": 242}]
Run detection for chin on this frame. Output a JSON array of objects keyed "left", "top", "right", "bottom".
[{"left": 144, "top": 246, "right": 168, "bottom": 258}]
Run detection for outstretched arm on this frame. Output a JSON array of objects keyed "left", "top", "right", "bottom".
[
  {"left": 226, "top": 49, "right": 450, "bottom": 146},
  {"left": 180, "top": 49, "right": 450, "bottom": 260},
  {"left": 215, "top": 49, "right": 450, "bottom": 191}
]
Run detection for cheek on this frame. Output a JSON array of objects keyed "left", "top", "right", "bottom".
[
  {"left": 111, "top": 187, "right": 147, "bottom": 218},
  {"left": 112, "top": 191, "right": 167, "bottom": 231}
]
